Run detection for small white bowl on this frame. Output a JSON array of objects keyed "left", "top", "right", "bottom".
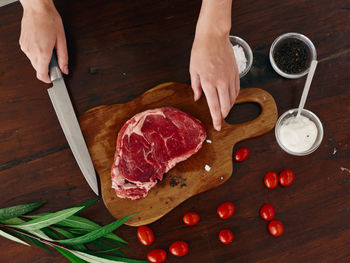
[
  {"left": 269, "top": 32, "right": 317, "bottom": 79},
  {"left": 275, "top": 108, "right": 323, "bottom": 156},
  {"left": 229, "top": 36, "right": 253, "bottom": 78}
]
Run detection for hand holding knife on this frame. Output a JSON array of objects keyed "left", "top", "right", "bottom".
[{"left": 48, "top": 51, "right": 99, "bottom": 195}]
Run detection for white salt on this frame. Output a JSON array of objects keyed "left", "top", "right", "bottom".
[
  {"left": 204, "top": 164, "right": 211, "bottom": 172},
  {"left": 206, "top": 139, "right": 212, "bottom": 144},
  {"left": 340, "top": 167, "right": 350, "bottom": 174},
  {"left": 232, "top": 44, "right": 247, "bottom": 74}
]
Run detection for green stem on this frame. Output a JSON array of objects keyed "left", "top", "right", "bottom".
[{"left": 6, "top": 227, "right": 70, "bottom": 252}]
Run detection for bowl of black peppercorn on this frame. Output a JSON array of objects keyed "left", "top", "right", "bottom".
[{"left": 269, "top": 33, "right": 317, "bottom": 79}]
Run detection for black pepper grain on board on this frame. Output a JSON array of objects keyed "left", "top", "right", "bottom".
[
  {"left": 169, "top": 175, "right": 187, "bottom": 188},
  {"left": 274, "top": 38, "right": 309, "bottom": 74}
]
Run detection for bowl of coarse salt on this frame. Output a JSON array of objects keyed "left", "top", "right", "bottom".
[{"left": 229, "top": 35, "right": 253, "bottom": 78}]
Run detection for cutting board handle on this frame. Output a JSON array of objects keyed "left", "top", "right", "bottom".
[{"left": 222, "top": 88, "right": 278, "bottom": 143}]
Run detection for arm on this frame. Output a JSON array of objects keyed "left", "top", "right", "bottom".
[
  {"left": 19, "top": 0, "right": 68, "bottom": 83},
  {"left": 190, "top": 0, "right": 239, "bottom": 131}
]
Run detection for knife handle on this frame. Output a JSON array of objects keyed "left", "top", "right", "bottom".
[{"left": 49, "top": 50, "right": 62, "bottom": 82}]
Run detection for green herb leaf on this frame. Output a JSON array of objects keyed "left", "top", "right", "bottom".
[
  {"left": 41, "top": 228, "right": 60, "bottom": 239},
  {"left": 10, "top": 207, "right": 83, "bottom": 231},
  {"left": 23, "top": 213, "right": 49, "bottom": 219},
  {"left": 27, "top": 229, "right": 53, "bottom": 241},
  {"left": 56, "top": 216, "right": 127, "bottom": 244},
  {"left": 56, "top": 214, "right": 134, "bottom": 245},
  {"left": 1, "top": 201, "right": 139, "bottom": 263},
  {"left": 73, "top": 198, "right": 99, "bottom": 215},
  {"left": 71, "top": 250, "right": 147, "bottom": 263},
  {"left": 51, "top": 227, "right": 86, "bottom": 251},
  {"left": 55, "top": 215, "right": 100, "bottom": 231},
  {"left": 69, "top": 232, "right": 128, "bottom": 249},
  {"left": 104, "top": 233, "right": 127, "bottom": 244},
  {"left": 54, "top": 246, "right": 86, "bottom": 263},
  {"left": 1, "top": 217, "right": 53, "bottom": 241},
  {"left": 91, "top": 239, "right": 128, "bottom": 258},
  {"left": 0, "top": 202, "right": 45, "bottom": 221},
  {"left": 85, "top": 252, "right": 147, "bottom": 263},
  {"left": 93, "top": 248, "right": 128, "bottom": 258},
  {"left": 51, "top": 227, "right": 75, "bottom": 239},
  {"left": 0, "top": 217, "right": 27, "bottom": 225},
  {"left": 25, "top": 214, "right": 127, "bottom": 244},
  {"left": 101, "top": 237, "right": 128, "bottom": 250},
  {"left": 23, "top": 199, "right": 98, "bottom": 220},
  {"left": 8, "top": 229, "right": 49, "bottom": 251},
  {"left": 87, "top": 253, "right": 147, "bottom": 263},
  {"left": 0, "top": 229, "right": 30, "bottom": 246}
]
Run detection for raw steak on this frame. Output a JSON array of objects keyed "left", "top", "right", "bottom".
[{"left": 111, "top": 107, "right": 206, "bottom": 200}]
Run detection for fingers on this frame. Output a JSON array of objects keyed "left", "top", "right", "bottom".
[
  {"left": 19, "top": 39, "right": 52, "bottom": 83},
  {"left": 21, "top": 51, "right": 51, "bottom": 83},
  {"left": 228, "top": 83, "right": 236, "bottom": 108},
  {"left": 228, "top": 71, "right": 240, "bottom": 108},
  {"left": 35, "top": 52, "right": 52, "bottom": 83},
  {"left": 217, "top": 84, "right": 231, "bottom": 119},
  {"left": 235, "top": 72, "right": 240, "bottom": 100},
  {"left": 202, "top": 82, "right": 222, "bottom": 131},
  {"left": 19, "top": 6, "right": 67, "bottom": 84},
  {"left": 229, "top": 76, "right": 238, "bottom": 107},
  {"left": 56, "top": 30, "right": 69, "bottom": 74},
  {"left": 190, "top": 72, "right": 202, "bottom": 101}
]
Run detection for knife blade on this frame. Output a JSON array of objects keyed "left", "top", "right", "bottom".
[{"left": 48, "top": 51, "right": 99, "bottom": 195}]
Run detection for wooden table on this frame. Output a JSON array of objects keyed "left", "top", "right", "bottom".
[{"left": 0, "top": 0, "right": 349, "bottom": 262}]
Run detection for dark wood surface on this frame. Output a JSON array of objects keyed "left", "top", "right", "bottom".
[{"left": 0, "top": 0, "right": 349, "bottom": 262}]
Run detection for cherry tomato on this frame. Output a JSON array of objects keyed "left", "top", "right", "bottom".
[
  {"left": 260, "top": 204, "right": 275, "bottom": 221},
  {"left": 169, "top": 241, "right": 189, "bottom": 257},
  {"left": 217, "top": 202, "right": 235, "bottom": 219},
  {"left": 268, "top": 220, "right": 284, "bottom": 237},
  {"left": 264, "top": 171, "right": 278, "bottom": 189},
  {"left": 279, "top": 169, "right": 295, "bottom": 186},
  {"left": 234, "top": 147, "right": 250, "bottom": 162},
  {"left": 219, "top": 229, "right": 234, "bottom": 244},
  {"left": 183, "top": 212, "right": 200, "bottom": 226},
  {"left": 137, "top": 225, "right": 155, "bottom": 246},
  {"left": 147, "top": 249, "right": 167, "bottom": 263}
]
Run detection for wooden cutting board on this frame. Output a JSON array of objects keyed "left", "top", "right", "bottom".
[{"left": 79, "top": 82, "right": 278, "bottom": 226}]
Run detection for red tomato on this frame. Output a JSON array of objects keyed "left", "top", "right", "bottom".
[
  {"left": 268, "top": 220, "right": 284, "bottom": 237},
  {"left": 137, "top": 225, "right": 155, "bottom": 246},
  {"left": 217, "top": 202, "right": 235, "bottom": 219},
  {"left": 264, "top": 171, "right": 278, "bottom": 189},
  {"left": 279, "top": 169, "right": 295, "bottom": 186},
  {"left": 169, "top": 241, "right": 189, "bottom": 257},
  {"left": 234, "top": 147, "right": 250, "bottom": 162},
  {"left": 147, "top": 249, "right": 166, "bottom": 263},
  {"left": 260, "top": 204, "right": 275, "bottom": 221},
  {"left": 219, "top": 229, "right": 234, "bottom": 244},
  {"left": 183, "top": 212, "right": 200, "bottom": 226}
]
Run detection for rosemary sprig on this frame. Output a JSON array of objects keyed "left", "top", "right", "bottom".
[{"left": 0, "top": 199, "right": 147, "bottom": 263}]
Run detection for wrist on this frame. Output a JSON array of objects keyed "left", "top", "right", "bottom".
[
  {"left": 195, "top": 0, "right": 232, "bottom": 39},
  {"left": 20, "top": 0, "right": 55, "bottom": 12},
  {"left": 195, "top": 19, "right": 231, "bottom": 40}
]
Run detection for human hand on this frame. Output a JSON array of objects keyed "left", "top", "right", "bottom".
[
  {"left": 19, "top": 0, "right": 68, "bottom": 83},
  {"left": 190, "top": 33, "right": 240, "bottom": 131}
]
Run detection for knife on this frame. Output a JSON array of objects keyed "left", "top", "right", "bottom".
[{"left": 48, "top": 51, "right": 99, "bottom": 195}]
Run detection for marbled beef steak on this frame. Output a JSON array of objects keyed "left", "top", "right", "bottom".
[{"left": 111, "top": 107, "right": 206, "bottom": 200}]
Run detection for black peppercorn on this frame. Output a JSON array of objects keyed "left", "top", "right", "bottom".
[{"left": 273, "top": 38, "right": 309, "bottom": 74}]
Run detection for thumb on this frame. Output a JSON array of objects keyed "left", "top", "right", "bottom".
[{"left": 56, "top": 32, "right": 69, "bottom": 74}]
